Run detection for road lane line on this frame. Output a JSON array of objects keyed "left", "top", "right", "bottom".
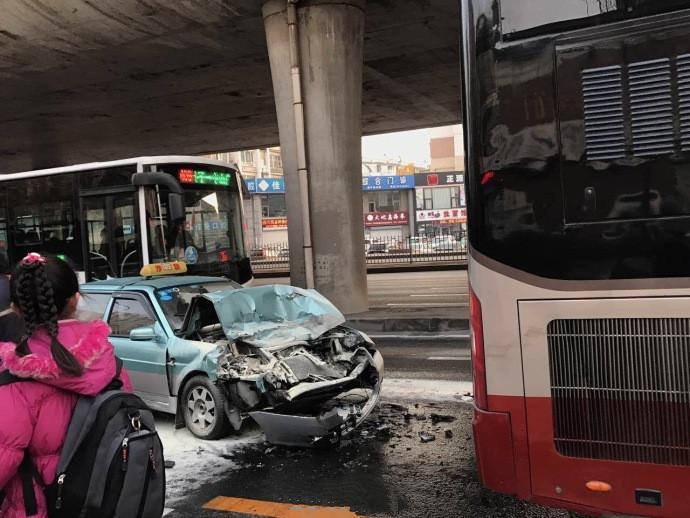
[
  {"left": 386, "top": 303, "right": 466, "bottom": 307},
  {"left": 409, "top": 293, "right": 466, "bottom": 297},
  {"left": 427, "top": 356, "right": 468, "bottom": 361},
  {"left": 203, "top": 496, "right": 360, "bottom": 517}
]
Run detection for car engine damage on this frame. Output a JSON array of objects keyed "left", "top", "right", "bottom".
[{"left": 189, "top": 285, "right": 383, "bottom": 446}]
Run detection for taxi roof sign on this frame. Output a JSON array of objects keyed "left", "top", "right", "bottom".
[{"left": 140, "top": 261, "right": 187, "bottom": 277}]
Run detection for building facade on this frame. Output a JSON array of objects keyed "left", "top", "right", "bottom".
[
  {"left": 429, "top": 125, "right": 465, "bottom": 172},
  {"left": 206, "top": 125, "right": 466, "bottom": 249},
  {"left": 362, "top": 174, "right": 416, "bottom": 243},
  {"left": 206, "top": 148, "right": 287, "bottom": 248},
  {"left": 414, "top": 171, "right": 466, "bottom": 238}
]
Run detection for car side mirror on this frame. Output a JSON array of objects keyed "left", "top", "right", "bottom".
[{"left": 129, "top": 326, "right": 158, "bottom": 341}]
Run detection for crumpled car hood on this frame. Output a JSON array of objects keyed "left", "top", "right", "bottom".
[{"left": 203, "top": 284, "right": 346, "bottom": 348}]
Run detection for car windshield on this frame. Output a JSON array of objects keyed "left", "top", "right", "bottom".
[{"left": 156, "top": 281, "right": 238, "bottom": 331}]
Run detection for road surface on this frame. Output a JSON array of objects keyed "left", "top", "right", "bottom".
[{"left": 157, "top": 336, "right": 567, "bottom": 518}]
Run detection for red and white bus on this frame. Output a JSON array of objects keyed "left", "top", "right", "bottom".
[{"left": 461, "top": 1, "right": 690, "bottom": 516}]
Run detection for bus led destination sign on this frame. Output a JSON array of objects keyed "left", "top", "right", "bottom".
[{"left": 179, "top": 168, "right": 232, "bottom": 186}]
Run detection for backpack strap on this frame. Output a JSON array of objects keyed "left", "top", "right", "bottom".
[
  {"left": 18, "top": 454, "right": 40, "bottom": 516},
  {"left": 0, "top": 374, "right": 40, "bottom": 516},
  {"left": 0, "top": 370, "right": 25, "bottom": 387},
  {"left": 103, "top": 356, "right": 124, "bottom": 392},
  {"left": 0, "top": 308, "right": 14, "bottom": 318}
]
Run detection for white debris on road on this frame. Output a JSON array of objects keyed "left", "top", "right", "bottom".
[
  {"left": 382, "top": 378, "right": 473, "bottom": 403},
  {"left": 156, "top": 415, "right": 264, "bottom": 507},
  {"left": 156, "top": 377, "right": 472, "bottom": 510}
]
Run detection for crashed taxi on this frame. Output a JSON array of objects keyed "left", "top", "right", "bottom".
[{"left": 79, "top": 262, "right": 383, "bottom": 446}]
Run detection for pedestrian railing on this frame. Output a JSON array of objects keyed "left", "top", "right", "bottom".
[{"left": 250, "top": 236, "right": 467, "bottom": 271}]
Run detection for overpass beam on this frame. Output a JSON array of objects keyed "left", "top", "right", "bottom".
[{"left": 263, "top": 0, "right": 367, "bottom": 314}]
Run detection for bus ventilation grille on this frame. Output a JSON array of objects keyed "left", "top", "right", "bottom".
[
  {"left": 582, "top": 65, "right": 626, "bottom": 161},
  {"left": 583, "top": 54, "right": 690, "bottom": 161},
  {"left": 548, "top": 318, "right": 690, "bottom": 466}
]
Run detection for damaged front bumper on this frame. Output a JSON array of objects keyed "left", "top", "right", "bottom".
[
  {"left": 216, "top": 325, "right": 384, "bottom": 447},
  {"left": 250, "top": 349, "right": 384, "bottom": 446}
]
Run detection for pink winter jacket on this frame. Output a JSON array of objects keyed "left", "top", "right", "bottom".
[{"left": 0, "top": 320, "right": 132, "bottom": 518}]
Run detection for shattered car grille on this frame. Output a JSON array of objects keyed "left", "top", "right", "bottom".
[{"left": 216, "top": 326, "right": 383, "bottom": 447}]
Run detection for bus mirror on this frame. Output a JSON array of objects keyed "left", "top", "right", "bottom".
[{"left": 168, "top": 193, "right": 186, "bottom": 221}]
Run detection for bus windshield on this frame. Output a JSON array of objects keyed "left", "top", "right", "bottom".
[{"left": 145, "top": 163, "right": 246, "bottom": 276}]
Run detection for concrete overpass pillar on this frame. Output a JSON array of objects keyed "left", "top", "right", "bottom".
[{"left": 263, "top": 0, "right": 368, "bottom": 314}]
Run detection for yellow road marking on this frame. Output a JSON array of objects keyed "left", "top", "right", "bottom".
[{"left": 203, "top": 496, "right": 360, "bottom": 518}]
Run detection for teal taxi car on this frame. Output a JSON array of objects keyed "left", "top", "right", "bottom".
[{"left": 79, "top": 263, "right": 384, "bottom": 446}]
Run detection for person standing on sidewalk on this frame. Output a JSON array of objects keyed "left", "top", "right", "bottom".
[
  {"left": 0, "top": 253, "right": 132, "bottom": 518},
  {"left": 0, "top": 251, "right": 22, "bottom": 343}
]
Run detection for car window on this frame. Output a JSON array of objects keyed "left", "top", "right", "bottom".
[
  {"left": 109, "top": 297, "right": 157, "bottom": 337},
  {"left": 76, "top": 292, "right": 111, "bottom": 321},
  {"left": 156, "top": 282, "right": 238, "bottom": 331}
]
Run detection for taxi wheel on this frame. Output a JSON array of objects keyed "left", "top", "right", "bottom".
[{"left": 182, "top": 376, "right": 231, "bottom": 440}]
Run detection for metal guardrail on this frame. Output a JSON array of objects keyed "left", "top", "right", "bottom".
[{"left": 250, "top": 236, "right": 467, "bottom": 271}]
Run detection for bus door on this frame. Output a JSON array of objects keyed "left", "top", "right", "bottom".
[{"left": 80, "top": 187, "right": 141, "bottom": 280}]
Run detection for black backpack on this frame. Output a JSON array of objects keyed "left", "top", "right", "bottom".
[{"left": 0, "top": 361, "right": 166, "bottom": 518}]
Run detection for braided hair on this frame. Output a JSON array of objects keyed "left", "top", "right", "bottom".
[{"left": 11, "top": 254, "right": 82, "bottom": 376}]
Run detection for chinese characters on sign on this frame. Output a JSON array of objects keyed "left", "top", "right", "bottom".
[
  {"left": 362, "top": 175, "right": 415, "bottom": 191},
  {"left": 246, "top": 178, "right": 286, "bottom": 194},
  {"left": 364, "top": 211, "right": 409, "bottom": 227},
  {"left": 179, "top": 169, "right": 233, "bottom": 186},
  {"left": 416, "top": 208, "right": 467, "bottom": 223},
  {"left": 262, "top": 217, "right": 288, "bottom": 230},
  {"left": 414, "top": 172, "right": 464, "bottom": 187}
]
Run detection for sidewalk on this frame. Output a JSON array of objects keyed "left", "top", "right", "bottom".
[{"left": 253, "top": 269, "right": 469, "bottom": 333}]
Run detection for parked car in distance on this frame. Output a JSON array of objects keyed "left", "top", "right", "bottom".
[
  {"left": 366, "top": 242, "right": 389, "bottom": 255},
  {"left": 431, "top": 235, "right": 463, "bottom": 251},
  {"left": 78, "top": 262, "right": 383, "bottom": 446},
  {"left": 408, "top": 237, "right": 429, "bottom": 252}
]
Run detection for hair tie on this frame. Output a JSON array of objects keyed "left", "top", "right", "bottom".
[{"left": 20, "top": 252, "right": 47, "bottom": 268}]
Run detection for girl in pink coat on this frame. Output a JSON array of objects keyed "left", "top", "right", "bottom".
[{"left": 0, "top": 253, "right": 132, "bottom": 518}]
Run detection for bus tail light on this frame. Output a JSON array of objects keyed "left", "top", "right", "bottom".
[{"left": 470, "top": 285, "right": 488, "bottom": 409}]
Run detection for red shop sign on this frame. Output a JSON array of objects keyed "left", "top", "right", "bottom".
[{"left": 364, "top": 211, "right": 409, "bottom": 227}]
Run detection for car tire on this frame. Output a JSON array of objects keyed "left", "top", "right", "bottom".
[{"left": 182, "top": 375, "right": 231, "bottom": 440}]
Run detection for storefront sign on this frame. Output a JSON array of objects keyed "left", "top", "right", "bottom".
[
  {"left": 416, "top": 208, "right": 467, "bottom": 223},
  {"left": 362, "top": 175, "right": 415, "bottom": 191},
  {"left": 414, "top": 172, "right": 464, "bottom": 187},
  {"left": 246, "top": 178, "right": 285, "bottom": 194},
  {"left": 364, "top": 211, "right": 409, "bottom": 227},
  {"left": 262, "top": 217, "right": 288, "bottom": 230}
]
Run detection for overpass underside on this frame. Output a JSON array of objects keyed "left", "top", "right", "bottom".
[{"left": 0, "top": 0, "right": 460, "bottom": 173}]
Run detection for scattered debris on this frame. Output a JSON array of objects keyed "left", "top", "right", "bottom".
[
  {"left": 445, "top": 430, "right": 454, "bottom": 439},
  {"left": 164, "top": 460, "right": 176, "bottom": 469},
  {"left": 430, "top": 413, "right": 456, "bottom": 424},
  {"left": 419, "top": 432, "right": 436, "bottom": 443}
]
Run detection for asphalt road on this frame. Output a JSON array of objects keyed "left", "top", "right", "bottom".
[
  {"left": 160, "top": 335, "right": 567, "bottom": 518},
  {"left": 373, "top": 335, "right": 471, "bottom": 381},
  {"left": 254, "top": 270, "right": 469, "bottom": 315}
]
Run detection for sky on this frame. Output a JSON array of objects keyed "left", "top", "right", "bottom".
[{"left": 362, "top": 128, "right": 432, "bottom": 167}]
